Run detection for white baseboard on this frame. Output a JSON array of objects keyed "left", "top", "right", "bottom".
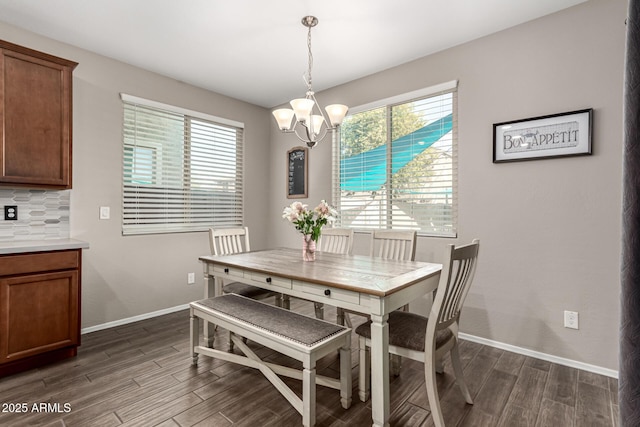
[
  {"left": 80, "top": 303, "right": 190, "bottom": 334},
  {"left": 459, "top": 332, "right": 618, "bottom": 379},
  {"left": 80, "top": 305, "right": 618, "bottom": 379}
]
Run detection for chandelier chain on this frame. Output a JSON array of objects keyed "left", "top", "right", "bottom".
[{"left": 306, "top": 24, "right": 313, "bottom": 91}]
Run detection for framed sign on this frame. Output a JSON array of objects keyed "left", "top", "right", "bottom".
[
  {"left": 287, "top": 147, "right": 308, "bottom": 199},
  {"left": 493, "top": 109, "right": 592, "bottom": 163}
]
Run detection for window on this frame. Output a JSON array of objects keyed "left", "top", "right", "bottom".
[
  {"left": 332, "top": 81, "right": 457, "bottom": 237},
  {"left": 124, "top": 145, "right": 157, "bottom": 185},
  {"left": 122, "top": 94, "right": 244, "bottom": 235}
]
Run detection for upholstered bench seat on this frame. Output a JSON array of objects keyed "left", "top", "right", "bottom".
[{"left": 190, "top": 294, "right": 352, "bottom": 427}]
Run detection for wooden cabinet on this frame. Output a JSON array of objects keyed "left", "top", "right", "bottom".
[
  {"left": 0, "top": 249, "right": 81, "bottom": 377},
  {"left": 0, "top": 40, "right": 78, "bottom": 189}
]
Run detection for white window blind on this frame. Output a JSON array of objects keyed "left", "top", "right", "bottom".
[
  {"left": 332, "top": 82, "right": 457, "bottom": 237},
  {"left": 122, "top": 95, "right": 244, "bottom": 235}
]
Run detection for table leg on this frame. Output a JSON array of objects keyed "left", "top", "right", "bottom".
[
  {"left": 370, "top": 313, "right": 390, "bottom": 427},
  {"left": 203, "top": 274, "right": 216, "bottom": 347},
  {"left": 190, "top": 308, "right": 199, "bottom": 366}
]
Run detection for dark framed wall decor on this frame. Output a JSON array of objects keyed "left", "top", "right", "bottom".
[
  {"left": 493, "top": 109, "right": 593, "bottom": 163},
  {"left": 287, "top": 147, "right": 308, "bottom": 199}
]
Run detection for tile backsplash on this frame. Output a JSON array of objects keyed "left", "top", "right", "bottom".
[{"left": 0, "top": 189, "right": 70, "bottom": 241}]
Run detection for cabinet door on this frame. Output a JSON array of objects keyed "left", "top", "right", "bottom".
[
  {"left": 0, "top": 48, "right": 74, "bottom": 188},
  {"left": 0, "top": 270, "right": 79, "bottom": 364}
]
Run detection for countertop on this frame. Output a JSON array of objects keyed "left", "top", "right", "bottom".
[{"left": 0, "top": 238, "right": 90, "bottom": 255}]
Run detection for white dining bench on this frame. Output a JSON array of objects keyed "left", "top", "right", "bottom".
[{"left": 189, "top": 294, "right": 352, "bottom": 427}]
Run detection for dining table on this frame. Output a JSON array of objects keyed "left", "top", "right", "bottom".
[{"left": 199, "top": 247, "right": 442, "bottom": 427}]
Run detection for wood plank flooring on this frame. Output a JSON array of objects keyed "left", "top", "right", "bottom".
[{"left": 0, "top": 298, "right": 619, "bottom": 426}]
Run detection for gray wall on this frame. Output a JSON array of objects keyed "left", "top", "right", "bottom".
[
  {"left": 0, "top": 0, "right": 624, "bottom": 371},
  {"left": 269, "top": 0, "right": 624, "bottom": 370},
  {"left": 0, "top": 22, "right": 272, "bottom": 328}
]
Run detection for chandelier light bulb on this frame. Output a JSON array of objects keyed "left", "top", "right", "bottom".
[
  {"left": 290, "top": 98, "right": 315, "bottom": 124},
  {"left": 272, "top": 108, "right": 295, "bottom": 131},
  {"left": 325, "top": 104, "right": 349, "bottom": 127},
  {"left": 309, "top": 115, "right": 325, "bottom": 137}
]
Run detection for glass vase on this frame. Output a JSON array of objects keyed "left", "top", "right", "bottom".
[{"left": 302, "top": 234, "right": 316, "bottom": 262}]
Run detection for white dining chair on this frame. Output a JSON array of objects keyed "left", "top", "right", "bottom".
[
  {"left": 282, "top": 227, "right": 354, "bottom": 319},
  {"left": 337, "top": 229, "right": 417, "bottom": 327},
  {"left": 315, "top": 228, "right": 354, "bottom": 319},
  {"left": 369, "top": 229, "right": 417, "bottom": 261},
  {"left": 355, "top": 239, "right": 480, "bottom": 427},
  {"left": 317, "top": 227, "right": 354, "bottom": 255},
  {"left": 209, "top": 227, "right": 284, "bottom": 350},
  {"left": 209, "top": 227, "right": 282, "bottom": 305}
]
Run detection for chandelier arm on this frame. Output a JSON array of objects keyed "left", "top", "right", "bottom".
[
  {"left": 318, "top": 127, "right": 330, "bottom": 142},
  {"left": 308, "top": 91, "right": 331, "bottom": 130},
  {"left": 292, "top": 126, "right": 315, "bottom": 145},
  {"left": 304, "top": 125, "right": 329, "bottom": 146},
  {"left": 290, "top": 123, "right": 330, "bottom": 148}
]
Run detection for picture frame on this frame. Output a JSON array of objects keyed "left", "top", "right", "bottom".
[
  {"left": 493, "top": 108, "right": 592, "bottom": 163},
  {"left": 286, "top": 147, "right": 308, "bottom": 199}
]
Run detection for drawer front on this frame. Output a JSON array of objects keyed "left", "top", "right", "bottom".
[
  {"left": 0, "top": 250, "right": 79, "bottom": 277},
  {"left": 249, "top": 272, "right": 292, "bottom": 290},
  {"left": 293, "top": 281, "right": 360, "bottom": 305},
  {"left": 212, "top": 265, "right": 244, "bottom": 279}
]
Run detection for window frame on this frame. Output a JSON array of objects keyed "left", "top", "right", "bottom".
[
  {"left": 121, "top": 93, "right": 244, "bottom": 236},
  {"left": 332, "top": 80, "right": 458, "bottom": 238}
]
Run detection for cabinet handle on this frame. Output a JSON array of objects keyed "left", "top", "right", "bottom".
[
  {"left": 324, "top": 289, "right": 331, "bottom": 296},
  {"left": 266, "top": 277, "right": 272, "bottom": 283}
]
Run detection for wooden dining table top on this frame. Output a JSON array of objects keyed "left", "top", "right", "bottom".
[{"left": 199, "top": 247, "right": 442, "bottom": 297}]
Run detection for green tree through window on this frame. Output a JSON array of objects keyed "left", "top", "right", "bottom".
[{"left": 333, "top": 88, "right": 457, "bottom": 236}]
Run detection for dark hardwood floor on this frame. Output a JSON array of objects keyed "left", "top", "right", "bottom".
[{"left": 0, "top": 298, "right": 619, "bottom": 426}]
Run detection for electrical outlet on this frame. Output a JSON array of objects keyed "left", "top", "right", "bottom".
[
  {"left": 564, "top": 310, "right": 579, "bottom": 329},
  {"left": 4, "top": 205, "right": 17, "bottom": 221},
  {"left": 187, "top": 272, "right": 196, "bottom": 285}
]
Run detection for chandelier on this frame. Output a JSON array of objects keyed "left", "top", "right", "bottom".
[{"left": 272, "top": 16, "right": 348, "bottom": 149}]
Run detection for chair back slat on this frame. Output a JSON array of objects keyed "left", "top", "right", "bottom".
[
  {"left": 318, "top": 228, "right": 354, "bottom": 255},
  {"left": 370, "top": 230, "right": 416, "bottom": 261},
  {"left": 209, "top": 227, "right": 250, "bottom": 256},
  {"left": 431, "top": 239, "right": 480, "bottom": 330}
]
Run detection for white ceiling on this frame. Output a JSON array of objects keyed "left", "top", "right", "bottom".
[{"left": 0, "top": 0, "right": 587, "bottom": 108}]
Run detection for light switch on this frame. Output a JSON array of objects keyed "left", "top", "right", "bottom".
[{"left": 99, "top": 206, "right": 110, "bottom": 220}]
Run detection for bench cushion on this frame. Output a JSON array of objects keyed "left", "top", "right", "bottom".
[{"left": 194, "top": 294, "right": 347, "bottom": 347}]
